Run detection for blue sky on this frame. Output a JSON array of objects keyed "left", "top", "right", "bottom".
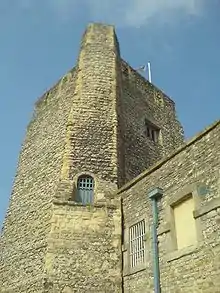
[{"left": 0, "top": 0, "right": 219, "bottom": 228}]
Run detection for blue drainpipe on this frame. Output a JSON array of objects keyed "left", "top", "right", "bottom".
[{"left": 148, "top": 187, "right": 163, "bottom": 293}]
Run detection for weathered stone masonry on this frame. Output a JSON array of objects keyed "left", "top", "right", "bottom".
[
  {"left": 1, "top": 22, "right": 218, "bottom": 293},
  {"left": 121, "top": 60, "right": 183, "bottom": 181},
  {"left": 120, "top": 121, "right": 220, "bottom": 293},
  {"left": 45, "top": 24, "right": 123, "bottom": 293},
  {"left": 0, "top": 68, "right": 77, "bottom": 292}
]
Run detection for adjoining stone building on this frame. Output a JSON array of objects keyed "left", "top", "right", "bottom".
[
  {"left": 0, "top": 23, "right": 219, "bottom": 293},
  {"left": 120, "top": 120, "right": 220, "bottom": 293}
]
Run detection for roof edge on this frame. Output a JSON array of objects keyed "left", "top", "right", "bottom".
[
  {"left": 34, "top": 66, "right": 76, "bottom": 108},
  {"left": 121, "top": 59, "right": 175, "bottom": 105}
]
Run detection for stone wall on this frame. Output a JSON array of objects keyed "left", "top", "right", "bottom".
[
  {"left": 45, "top": 24, "right": 123, "bottom": 292},
  {"left": 120, "top": 120, "right": 220, "bottom": 293},
  {"left": 1, "top": 22, "right": 191, "bottom": 293},
  {"left": 45, "top": 201, "right": 121, "bottom": 293},
  {"left": 48, "top": 23, "right": 184, "bottom": 292},
  {"left": 64, "top": 23, "right": 124, "bottom": 187},
  {"left": 0, "top": 68, "right": 77, "bottom": 292},
  {"left": 120, "top": 60, "right": 184, "bottom": 181},
  {"left": 1, "top": 23, "right": 124, "bottom": 292}
]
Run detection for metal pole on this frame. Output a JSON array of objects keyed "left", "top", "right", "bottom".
[
  {"left": 148, "top": 188, "right": 163, "bottom": 293},
  {"left": 151, "top": 199, "right": 161, "bottom": 293},
  {"left": 148, "top": 62, "right": 152, "bottom": 83}
]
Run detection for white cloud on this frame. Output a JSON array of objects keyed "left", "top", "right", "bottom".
[
  {"left": 17, "top": 0, "right": 206, "bottom": 27},
  {"left": 123, "top": 0, "right": 204, "bottom": 27}
]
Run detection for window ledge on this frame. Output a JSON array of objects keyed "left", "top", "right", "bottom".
[
  {"left": 166, "top": 244, "right": 201, "bottom": 262},
  {"left": 52, "top": 199, "right": 117, "bottom": 209}
]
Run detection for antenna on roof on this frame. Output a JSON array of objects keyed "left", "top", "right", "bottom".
[{"left": 136, "top": 62, "right": 152, "bottom": 83}]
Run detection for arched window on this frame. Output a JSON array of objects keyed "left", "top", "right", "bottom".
[{"left": 76, "top": 175, "right": 94, "bottom": 205}]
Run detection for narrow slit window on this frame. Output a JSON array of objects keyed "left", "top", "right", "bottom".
[
  {"left": 76, "top": 176, "right": 94, "bottom": 205},
  {"left": 145, "top": 119, "right": 160, "bottom": 143},
  {"left": 129, "top": 220, "right": 146, "bottom": 268}
]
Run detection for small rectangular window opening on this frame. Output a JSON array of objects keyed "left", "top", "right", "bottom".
[
  {"left": 122, "top": 66, "right": 129, "bottom": 76},
  {"left": 76, "top": 176, "right": 94, "bottom": 205},
  {"left": 129, "top": 220, "right": 146, "bottom": 268},
  {"left": 145, "top": 120, "right": 159, "bottom": 142}
]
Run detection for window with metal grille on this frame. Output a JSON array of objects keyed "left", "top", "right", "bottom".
[
  {"left": 76, "top": 176, "right": 94, "bottom": 205},
  {"left": 129, "top": 220, "right": 146, "bottom": 268}
]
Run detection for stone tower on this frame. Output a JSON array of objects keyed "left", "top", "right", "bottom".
[{"left": 0, "top": 23, "right": 184, "bottom": 293}]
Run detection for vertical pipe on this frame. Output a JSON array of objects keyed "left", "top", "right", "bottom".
[
  {"left": 151, "top": 199, "right": 161, "bottom": 293},
  {"left": 148, "top": 188, "right": 163, "bottom": 293}
]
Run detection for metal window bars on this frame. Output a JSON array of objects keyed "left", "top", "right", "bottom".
[
  {"left": 129, "top": 220, "right": 146, "bottom": 268},
  {"left": 76, "top": 176, "right": 94, "bottom": 205}
]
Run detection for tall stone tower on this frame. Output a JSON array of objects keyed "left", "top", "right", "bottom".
[{"left": 0, "top": 23, "right": 184, "bottom": 293}]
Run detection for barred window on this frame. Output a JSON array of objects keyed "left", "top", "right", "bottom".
[
  {"left": 129, "top": 220, "right": 146, "bottom": 268},
  {"left": 76, "top": 176, "right": 94, "bottom": 205}
]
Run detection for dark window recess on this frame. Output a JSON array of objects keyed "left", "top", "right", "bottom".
[
  {"left": 145, "top": 120, "right": 160, "bottom": 142},
  {"left": 76, "top": 176, "right": 94, "bottom": 205},
  {"left": 122, "top": 66, "right": 129, "bottom": 76}
]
